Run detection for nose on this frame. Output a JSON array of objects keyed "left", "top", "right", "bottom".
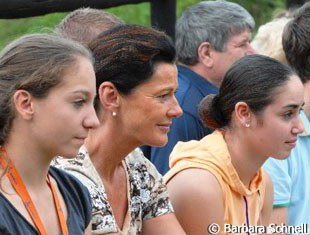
[
  {"left": 168, "top": 96, "right": 183, "bottom": 118},
  {"left": 84, "top": 106, "right": 100, "bottom": 129},
  {"left": 292, "top": 115, "right": 305, "bottom": 135},
  {"left": 246, "top": 43, "right": 256, "bottom": 55}
]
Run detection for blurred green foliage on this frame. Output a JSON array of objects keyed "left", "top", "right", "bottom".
[{"left": 0, "top": 0, "right": 286, "bottom": 49}]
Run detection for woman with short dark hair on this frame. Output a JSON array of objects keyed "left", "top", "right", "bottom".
[{"left": 53, "top": 25, "right": 185, "bottom": 234}]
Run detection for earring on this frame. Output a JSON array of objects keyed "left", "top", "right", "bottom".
[
  {"left": 245, "top": 123, "right": 250, "bottom": 128},
  {"left": 112, "top": 112, "right": 117, "bottom": 117}
]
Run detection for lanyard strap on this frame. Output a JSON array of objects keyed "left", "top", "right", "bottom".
[
  {"left": 0, "top": 153, "right": 69, "bottom": 235},
  {"left": 46, "top": 175, "right": 69, "bottom": 235}
]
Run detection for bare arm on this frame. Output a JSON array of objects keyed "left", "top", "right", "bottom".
[
  {"left": 261, "top": 174, "right": 288, "bottom": 235},
  {"left": 268, "top": 207, "right": 288, "bottom": 235},
  {"left": 270, "top": 206, "right": 288, "bottom": 231},
  {"left": 167, "top": 168, "right": 224, "bottom": 235},
  {"left": 261, "top": 173, "right": 274, "bottom": 226},
  {"left": 263, "top": 173, "right": 287, "bottom": 224},
  {"left": 142, "top": 213, "right": 185, "bottom": 235},
  {"left": 84, "top": 222, "right": 92, "bottom": 235},
  {"left": 270, "top": 207, "right": 287, "bottom": 225}
]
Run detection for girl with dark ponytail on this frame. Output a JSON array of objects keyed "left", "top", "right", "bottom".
[{"left": 165, "top": 54, "right": 305, "bottom": 234}]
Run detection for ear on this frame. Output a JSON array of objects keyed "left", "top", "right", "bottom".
[
  {"left": 97, "top": 81, "right": 120, "bottom": 112},
  {"left": 197, "top": 42, "right": 214, "bottom": 68},
  {"left": 13, "top": 90, "right": 34, "bottom": 120},
  {"left": 235, "top": 101, "right": 252, "bottom": 127}
]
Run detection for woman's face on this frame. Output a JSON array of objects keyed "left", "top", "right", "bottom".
[
  {"left": 248, "top": 75, "right": 304, "bottom": 159},
  {"left": 119, "top": 62, "right": 183, "bottom": 147},
  {"left": 30, "top": 57, "right": 99, "bottom": 158}
]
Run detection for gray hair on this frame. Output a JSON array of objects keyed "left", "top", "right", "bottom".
[
  {"left": 0, "top": 33, "right": 94, "bottom": 145},
  {"left": 176, "top": 0, "right": 255, "bottom": 65},
  {"left": 55, "top": 7, "right": 124, "bottom": 46}
]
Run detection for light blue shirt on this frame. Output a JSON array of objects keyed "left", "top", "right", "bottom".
[{"left": 263, "top": 111, "right": 310, "bottom": 232}]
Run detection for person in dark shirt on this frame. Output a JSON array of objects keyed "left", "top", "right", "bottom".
[{"left": 0, "top": 33, "right": 99, "bottom": 235}]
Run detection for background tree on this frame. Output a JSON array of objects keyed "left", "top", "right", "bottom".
[
  {"left": 287, "top": 0, "right": 308, "bottom": 8},
  {"left": 0, "top": 0, "right": 289, "bottom": 49}
]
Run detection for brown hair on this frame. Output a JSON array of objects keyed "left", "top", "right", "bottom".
[
  {"left": 89, "top": 24, "right": 176, "bottom": 110},
  {"left": 0, "top": 33, "right": 93, "bottom": 146},
  {"left": 283, "top": 2, "right": 310, "bottom": 83},
  {"left": 199, "top": 55, "right": 296, "bottom": 129}
]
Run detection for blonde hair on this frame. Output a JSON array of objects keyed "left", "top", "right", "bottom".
[
  {"left": 252, "top": 17, "right": 291, "bottom": 64},
  {"left": 55, "top": 7, "right": 124, "bottom": 46}
]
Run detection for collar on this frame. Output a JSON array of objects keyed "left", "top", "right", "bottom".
[{"left": 177, "top": 65, "right": 218, "bottom": 96}]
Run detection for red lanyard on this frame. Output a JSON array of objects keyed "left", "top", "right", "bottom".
[{"left": 0, "top": 151, "right": 69, "bottom": 235}]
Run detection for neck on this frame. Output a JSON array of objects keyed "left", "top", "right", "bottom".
[
  {"left": 2, "top": 140, "right": 51, "bottom": 189},
  {"left": 85, "top": 125, "right": 137, "bottom": 180},
  {"left": 223, "top": 130, "right": 265, "bottom": 188}
]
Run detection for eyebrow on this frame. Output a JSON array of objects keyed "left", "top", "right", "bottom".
[
  {"left": 239, "top": 37, "right": 250, "bottom": 43},
  {"left": 71, "top": 89, "right": 92, "bottom": 98},
  {"left": 282, "top": 102, "right": 305, "bottom": 109}
]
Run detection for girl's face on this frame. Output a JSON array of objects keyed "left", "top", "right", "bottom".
[
  {"left": 118, "top": 62, "right": 183, "bottom": 147},
  {"left": 248, "top": 75, "right": 304, "bottom": 159},
  {"left": 30, "top": 57, "right": 99, "bottom": 158}
]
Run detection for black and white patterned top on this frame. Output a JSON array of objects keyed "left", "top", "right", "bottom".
[{"left": 52, "top": 146, "right": 173, "bottom": 234}]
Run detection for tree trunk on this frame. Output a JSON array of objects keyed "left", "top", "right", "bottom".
[
  {"left": 151, "top": 0, "right": 176, "bottom": 41},
  {"left": 287, "top": 0, "right": 309, "bottom": 9}
]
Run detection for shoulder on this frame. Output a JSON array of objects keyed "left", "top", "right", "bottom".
[
  {"left": 49, "top": 166, "right": 92, "bottom": 213},
  {"left": 125, "top": 149, "right": 173, "bottom": 218},
  {"left": 52, "top": 146, "right": 90, "bottom": 170},
  {"left": 167, "top": 168, "right": 223, "bottom": 199},
  {"left": 167, "top": 168, "right": 224, "bottom": 213},
  {"left": 126, "top": 148, "right": 163, "bottom": 179},
  {"left": 176, "top": 68, "right": 203, "bottom": 107},
  {"left": 52, "top": 147, "right": 100, "bottom": 189},
  {"left": 49, "top": 166, "right": 91, "bottom": 201},
  {"left": 49, "top": 166, "right": 92, "bottom": 231},
  {"left": 166, "top": 168, "right": 224, "bottom": 234},
  {"left": 125, "top": 148, "right": 166, "bottom": 193}
]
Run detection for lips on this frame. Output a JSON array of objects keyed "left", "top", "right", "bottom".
[
  {"left": 285, "top": 139, "right": 297, "bottom": 147},
  {"left": 75, "top": 136, "right": 87, "bottom": 140},
  {"left": 286, "top": 138, "right": 297, "bottom": 143},
  {"left": 157, "top": 123, "right": 172, "bottom": 132},
  {"left": 74, "top": 136, "right": 87, "bottom": 143}
]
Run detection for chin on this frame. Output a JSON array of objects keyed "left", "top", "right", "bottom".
[
  {"left": 147, "top": 138, "right": 168, "bottom": 147},
  {"left": 59, "top": 148, "right": 79, "bottom": 159},
  {"left": 271, "top": 152, "right": 291, "bottom": 160}
]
